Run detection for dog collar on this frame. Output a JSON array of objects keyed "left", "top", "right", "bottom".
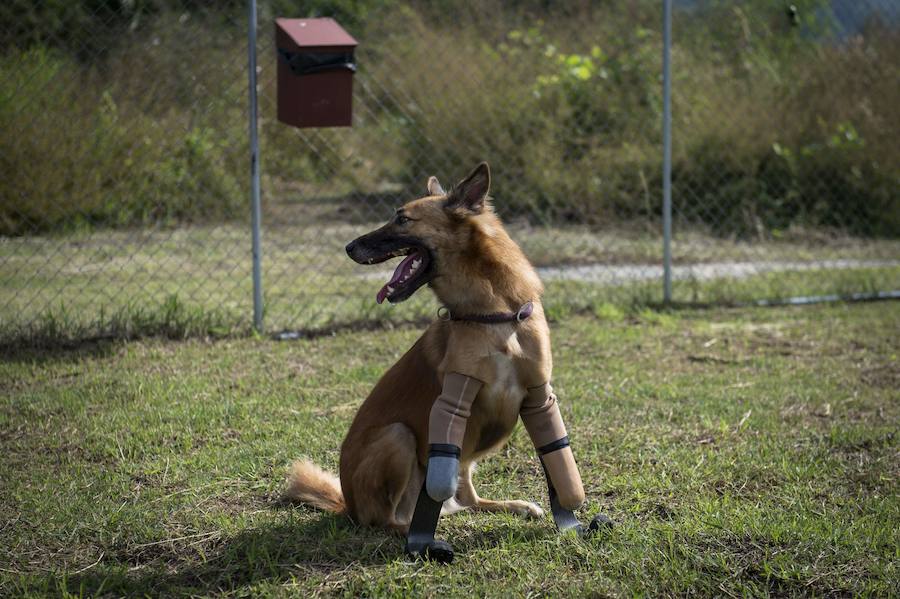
[{"left": 437, "top": 301, "right": 534, "bottom": 324}]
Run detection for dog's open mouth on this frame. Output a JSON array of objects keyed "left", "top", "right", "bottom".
[{"left": 375, "top": 247, "right": 431, "bottom": 304}]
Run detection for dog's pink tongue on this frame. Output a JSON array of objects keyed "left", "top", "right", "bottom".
[
  {"left": 376, "top": 285, "right": 390, "bottom": 304},
  {"left": 376, "top": 253, "right": 417, "bottom": 304}
]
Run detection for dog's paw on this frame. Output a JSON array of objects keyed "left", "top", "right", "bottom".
[
  {"left": 509, "top": 500, "right": 544, "bottom": 519},
  {"left": 440, "top": 497, "right": 468, "bottom": 516}
]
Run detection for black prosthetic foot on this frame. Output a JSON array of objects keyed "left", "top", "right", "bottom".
[
  {"left": 541, "top": 456, "right": 582, "bottom": 534},
  {"left": 405, "top": 539, "right": 454, "bottom": 564},
  {"left": 541, "top": 457, "right": 614, "bottom": 538},
  {"left": 548, "top": 480, "right": 583, "bottom": 534},
  {"left": 587, "top": 513, "right": 614, "bottom": 535},
  {"left": 404, "top": 482, "right": 454, "bottom": 564}
]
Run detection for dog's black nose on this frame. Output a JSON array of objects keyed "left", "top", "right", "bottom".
[{"left": 345, "top": 240, "right": 358, "bottom": 257}]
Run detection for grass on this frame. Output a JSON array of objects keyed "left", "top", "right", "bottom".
[
  {"left": 0, "top": 294, "right": 243, "bottom": 351},
  {"left": 1, "top": 301, "right": 898, "bottom": 596}
]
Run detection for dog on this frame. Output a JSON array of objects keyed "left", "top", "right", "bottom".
[{"left": 286, "top": 162, "right": 558, "bottom": 534}]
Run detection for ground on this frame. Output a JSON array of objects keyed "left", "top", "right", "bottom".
[{"left": 1, "top": 301, "right": 898, "bottom": 597}]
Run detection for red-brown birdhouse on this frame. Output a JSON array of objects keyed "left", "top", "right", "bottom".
[{"left": 275, "top": 17, "right": 357, "bottom": 128}]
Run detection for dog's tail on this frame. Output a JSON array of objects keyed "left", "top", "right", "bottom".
[{"left": 284, "top": 459, "right": 346, "bottom": 514}]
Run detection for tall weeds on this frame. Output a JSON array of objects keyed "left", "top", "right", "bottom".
[{"left": 1, "top": 1, "right": 897, "bottom": 238}]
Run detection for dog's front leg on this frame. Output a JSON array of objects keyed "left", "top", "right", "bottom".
[{"left": 404, "top": 373, "right": 482, "bottom": 564}]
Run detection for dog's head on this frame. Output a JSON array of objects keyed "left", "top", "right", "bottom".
[{"left": 346, "top": 162, "right": 492, "bottom": 304}]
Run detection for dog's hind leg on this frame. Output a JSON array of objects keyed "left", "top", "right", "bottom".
[
  {"left": 455, "top": 462, "right": 544, "bottom": 518},
  {"left": 349, "top": 423, "right": 418, "bottom": 535}
]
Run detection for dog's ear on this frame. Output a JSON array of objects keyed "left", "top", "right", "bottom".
[
  {"left": 445, "top": 162, "right": 490, "bottom": 215},
  {"left": 427, "top": 176, "right": 445, "bottom": 196}
]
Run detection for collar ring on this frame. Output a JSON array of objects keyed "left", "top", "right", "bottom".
[{"left": 516, "top": 301, "right": 534, "bottom": 322}]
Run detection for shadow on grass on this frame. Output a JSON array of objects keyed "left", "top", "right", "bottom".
[
  {"left": 64, "top": 514, "right": 391, "bottom": 596},
  {"left": 61, "top": 513, "right": 554, "bottom": 596},
  {"left": 0, "top": 337, "right": 119, "bottom": 366}
]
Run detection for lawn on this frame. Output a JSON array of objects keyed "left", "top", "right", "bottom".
[{"left": 1, "top": 301, "right": 897, "bottom": 597}]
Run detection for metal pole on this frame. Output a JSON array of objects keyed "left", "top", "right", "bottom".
[
  {"left": 662, "top": 0, "right": 673, "bottom": 304},
  {"left": 663, "top": 0, "right": 672, "bottom": 304},
  {"left": 247, "top": 0, "right": 263, "bottom": 331}
]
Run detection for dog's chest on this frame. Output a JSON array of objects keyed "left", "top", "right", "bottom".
[
  {"left": 477, "top": 333, "right": 528, "bottom": 417},
  {"left": 463, "top": 335, "right": 532, "bottom": 455},
  {"left": 487, "top": 350, "right": 524, "bottom": 399}
]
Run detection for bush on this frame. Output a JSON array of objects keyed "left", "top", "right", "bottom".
[
  {"left": 0, "top": 29, "right": 243, "bottom": 234},
  {"left": 670, "top": 11, "right": 900, "bottom": 239},
  {"left": 1, "top": 1, "right": 897, "bottom": 238}
]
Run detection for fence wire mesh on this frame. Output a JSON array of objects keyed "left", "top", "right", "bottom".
[
  {"left": 1, "top": 1, "right": 897, "bottom": 341},
  {"left": 668, "top": 0, "right": 900, "bottom": 305}
]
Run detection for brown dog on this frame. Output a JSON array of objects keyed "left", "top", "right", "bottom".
[{"left": 287, "top": 162, "right": 559, "bottom": 534}]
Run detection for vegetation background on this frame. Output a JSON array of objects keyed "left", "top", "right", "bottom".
[{"left": 2, "top": 0, "right": 898, "bottom": 237}]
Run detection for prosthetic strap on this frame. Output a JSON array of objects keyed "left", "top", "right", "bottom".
[
  {"left": 521, "top": 383, "right": 586, "bottom": 530},
  {"left": 405, "top": 373, "right": 482, "bottom": 563}
]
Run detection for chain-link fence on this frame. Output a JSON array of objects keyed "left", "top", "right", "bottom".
[
  {"left": 668, "top": 0, "right": 899, "bottom": 306},
  {"left": 1, "top": 1, "right": 898, "bottom": 341}
]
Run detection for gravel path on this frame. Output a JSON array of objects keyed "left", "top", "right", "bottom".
[
  {"left": 362, "top": 259, "right": 899, "bottom": 285},
  {"left": 535, "top": 259, "right": 899, "bottom": 284}
]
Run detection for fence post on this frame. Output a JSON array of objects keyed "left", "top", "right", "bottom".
[
  {"left": 662, "top": 0, "right": 673, "bottom": 304},
  {"left": 247, "top": 0, "right": 263, "bottom": 331}
]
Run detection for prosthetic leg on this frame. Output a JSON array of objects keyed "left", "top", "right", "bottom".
[
  {"left": 522, "top": 383, "right": 613, "bottom": 535},
  {"left": 405, "top": 375, "right": 612, "bottom": 564},
  {"left": 521, "top": 383, "right": 584, "bottom": 531},
  {"left": 405, "top": 373, "right": 482, "bottom": 564}
]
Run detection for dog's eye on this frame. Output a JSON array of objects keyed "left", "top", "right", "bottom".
[{"left": 396, "top": 215, "right": 410, "bottom": 225}]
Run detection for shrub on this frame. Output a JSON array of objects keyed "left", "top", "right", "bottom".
[
  {"left": 1, "top": 1, "right": 897, "bottom": 238},
  {"left": 0, "top": 30, "right": 243, "bottom": 234}
]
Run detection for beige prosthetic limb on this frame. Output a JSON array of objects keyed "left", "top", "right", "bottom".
[
  {"left": 406, "top": 372, "right": 482, "bottom": 563},
  {"left": 520, "top": 383, "right": 585, "bottom": 511},
  {"left": 425, "top": 372, "right": 483, "bottom": 501}
]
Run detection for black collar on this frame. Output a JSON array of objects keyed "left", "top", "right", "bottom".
[{"left": 438, "top": 301, "right": 534, "bottom": 324}]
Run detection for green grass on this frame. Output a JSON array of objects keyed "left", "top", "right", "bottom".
[{"left": 2, "top": 301, "right": 898, "bottom": 596}]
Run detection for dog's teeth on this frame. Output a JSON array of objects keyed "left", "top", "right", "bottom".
[{"left": 386, "top": 285, "right": 395, "bottom": 294}]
